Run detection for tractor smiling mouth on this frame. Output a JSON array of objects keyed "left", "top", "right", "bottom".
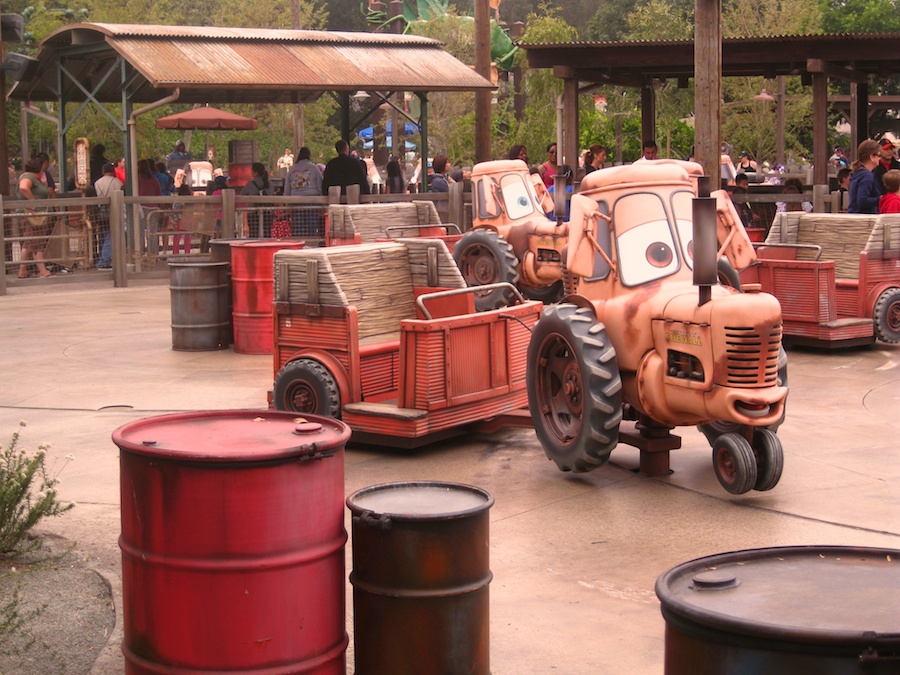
[{"left": 735, "top": 401, "right": 771, "bottom": 418}]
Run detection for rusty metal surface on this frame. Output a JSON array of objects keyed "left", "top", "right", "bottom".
[
  {"left": 657, "top": 545, "right": 900, "bottom": 674},
  {"left": 347, "top": 482, "right": 492, "bottom": 675},
  {"left": 11, "top": 23, "right": 495, "bottom": 104}
]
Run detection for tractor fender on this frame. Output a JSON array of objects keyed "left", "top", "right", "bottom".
[
  {"left": 281, "top": 349, "right": 354, "bottom": 405},
  {"left": 864, "top": 282, "right": 900, "bottom": 318}
]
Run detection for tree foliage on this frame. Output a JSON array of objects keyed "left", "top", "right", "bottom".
[{"left": 821, "top": 0, "right": 900, "bottom": 33}]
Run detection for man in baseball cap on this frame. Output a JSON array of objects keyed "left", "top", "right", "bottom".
[{"left": 874, "top": 136, "right": 900, "bottom": 193}]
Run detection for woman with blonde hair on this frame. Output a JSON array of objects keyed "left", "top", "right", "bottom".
[{"left": 848, "top": 139, "right": 882, "bottom": 214}]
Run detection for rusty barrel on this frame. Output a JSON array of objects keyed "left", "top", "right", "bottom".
[
  {"left": 227, "top": 163, "right": 253, "bottom": 190},
  {"left": 168, "top": 260, "right": 230, "bottom": 351},
  {"left": 230, "top": 240, "right": 304, "bottom": 355},
  {"left": 115, "top": 410, "right": 351, "bottom": 675},
  {"left": 347, "top": 481, "right": 493, "bottom": 675},
  {"left": 656, "top": 546, "right": 900, "bottom": 674}
]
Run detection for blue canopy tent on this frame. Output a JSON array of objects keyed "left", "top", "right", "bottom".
[
  {"left": 358, "top": 120, "right": 419, "bottom": 140},
  {"left": 363, "top": 138, "right": 416, "bottom": 150}
]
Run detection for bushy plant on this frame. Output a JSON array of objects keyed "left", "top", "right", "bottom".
[{"left": 0, "top": 422, "right": 74, "bottom": 556}]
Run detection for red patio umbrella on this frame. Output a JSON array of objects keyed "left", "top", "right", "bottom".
[{"left": 155, "top": 106, "right": 258, "bottom": 130}]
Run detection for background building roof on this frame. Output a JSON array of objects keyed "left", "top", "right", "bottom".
[{"left": 10, "top": 23, "right": 495, "bottom": 105}]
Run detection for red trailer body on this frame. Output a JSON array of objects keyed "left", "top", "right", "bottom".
[
  {"left": 740, "top": 212, "right": 900, "bottom": 347},
  {"left": 268, "top": 239, "right": 542, "bottom": 447}
]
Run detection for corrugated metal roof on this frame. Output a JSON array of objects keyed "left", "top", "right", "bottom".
[
  {"left": 520, "top": 32, "right": 900, "bottom": 85},
  {"left": 9, "top": 23, "right": 494, "bottom": 104}
]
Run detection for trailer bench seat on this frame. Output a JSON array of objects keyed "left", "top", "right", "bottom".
[{"left": 328, "top": 201, "right": 451, "bottom": 243}]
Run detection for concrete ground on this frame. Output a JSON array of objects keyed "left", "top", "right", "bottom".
[{"left": 1, "top": 279, "right": 898, "bottom": 674}]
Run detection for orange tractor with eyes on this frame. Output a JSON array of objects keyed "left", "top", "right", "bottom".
[
  {"left": 524, "top": 161, "right": 789, "bottom": 494},
  {"left": 454, "top": 159, "right": 564, "bottom": 310}
]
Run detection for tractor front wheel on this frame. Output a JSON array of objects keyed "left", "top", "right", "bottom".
[{"left": 712, "top": 432, "right": 758, "bottom": 495}]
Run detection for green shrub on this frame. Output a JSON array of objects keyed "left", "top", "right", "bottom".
[{"left": 0, "top": 422, "right": 74, "bottom": 556}]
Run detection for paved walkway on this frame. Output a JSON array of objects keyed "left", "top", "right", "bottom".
[{"left": 1, "top": 280, "right": 899, "bottom": 674}]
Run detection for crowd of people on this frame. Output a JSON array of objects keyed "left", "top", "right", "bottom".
[{"left": 9, "top": 131, "right": 900, "bottom": 276}]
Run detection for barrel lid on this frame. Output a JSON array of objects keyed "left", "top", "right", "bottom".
[
  {"left": 347, "top": 481, "right": 493, "bottom": 520},
  {"left": 656, "top": 546, "right": 900, "bottom": 646},
  {"left": 113, "top": 410, "right": 350, "bottom": 462}
]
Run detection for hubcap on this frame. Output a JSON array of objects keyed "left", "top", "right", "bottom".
[{"left": 537, "top": 335, "right": 583, "bottom": 445}]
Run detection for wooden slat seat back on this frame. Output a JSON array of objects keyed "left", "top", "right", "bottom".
[
  {"left": 328, "top": 201, "right": 444, "bottom": 243},
  {"left": 795, "top": 214, "right": 877, "bottom": 279},
  {"left": 768, "top": 213, "right": 877, "bottom": 279},
  {"left": 274, "top": 242, "right": 419, "bottom": 344},
  {"left": 864, "top": 215, "right": 900, "bottom": 256}
]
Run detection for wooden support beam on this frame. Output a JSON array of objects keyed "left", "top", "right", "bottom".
[
  {"left": 812, "top": 71, "right": 828, "bottom": 186},
  {"left": 694, "top": 0, "right": 722, "bottom": 186},
  {"left": 807, "top": 58, "right": 869, "bottom": 85}
]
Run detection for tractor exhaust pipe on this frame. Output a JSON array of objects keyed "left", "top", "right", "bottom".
[{"left": 693, "top": 176, "right": 718, "bottom": 306}]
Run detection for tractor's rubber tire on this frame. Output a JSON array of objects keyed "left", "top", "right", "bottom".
[
  {"left": 521, "top": 280, "right": 564, "bottom": 304},
  {"left": 453, "top": 229, "right": 519, "bottom": 311},
  {"left": 272, "top": 359, "right": 341, "bottom": 418},
  {"left": 873, "top": 287, "right": 900, "bottom": 343},
  {"left": 717, "top": 257, "right": 742, "bottom": 290},
  {"left": 526, "top": 303, "right": 623, "bottom": 472},
  {"left": 698, "top": 346, "right": 788, "bottom": 444},
  {"left": 752, "top": 428, "right": 784, "bottom": 491},
  {"left": 712, "top": 432, "right": 758, "bottom": 495}
]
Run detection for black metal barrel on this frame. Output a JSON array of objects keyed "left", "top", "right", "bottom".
[
  {"left": 347, "top": 481, "right": 493, "bottom": 675},
  {"left": 656, "top": 545, "right": 900, "bottom": 674}
]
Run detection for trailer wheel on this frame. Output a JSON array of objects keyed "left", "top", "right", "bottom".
[
  {"left": 527, "top": 304, "right": 623, "bottom": 472},
  {"left": 273, "top": 359, "right": 341, "bottom": 418},
  {"left": 698, "top": 346, "right": 788, "bottom": 444},
  {"left": 712, "top": 432, "right": 758, "bottom": 495},
  {"left": 521, "top": 280, "right": 564, "bottom": 304},
  {"left": 873, "top": 287, "right": 900, "bottom": 343},
  {"left": 752, "top": 428, "right": 784, "bottom": 491},
  {"left": 453, "top": 229, "right": 520, "bottom": 311}
]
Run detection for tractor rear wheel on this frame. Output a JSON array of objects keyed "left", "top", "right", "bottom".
[
  {"left": 527, "top": 304, "right": 623, "bottom": 472},
  {"left": 453, "top": 229, "right": 519, "bottom": 311},
  {"left": 273, "top": 359, "right": 341, "bottom": 418}
]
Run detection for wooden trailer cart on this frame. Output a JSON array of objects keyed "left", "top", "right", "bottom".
[
  {"left": 740, "top": 212, "right": 900, "bottom": 347},
  {"left": 268, "top": 239, "right": 543, "bottom": 447}
]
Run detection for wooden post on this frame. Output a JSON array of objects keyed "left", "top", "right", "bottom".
[
  {"left": 694, "top": 0, "right": 722, "bottom": 187},
  {"left": 110, "top": 189, "right": 128, "bottom": 288},
  {"left": 562, "top": 78, "right": 578, "bottom": 176},
  {"left": 448, "top": 180, "right": 464, "bottom": 231},
  {"left": 812, "top": 72, "right": 828, "bottom": 186},
  {"left": 474, "top": 0, "right": 492, "bottom": 163},
  {"left": 221, "top": 189, "right": 235, "bottom": 239}
]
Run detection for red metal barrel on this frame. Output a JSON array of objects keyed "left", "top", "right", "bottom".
[
  {"left": 656, "top": 545, "right": 900, "bottom": 674},
  {"left": 227, "top": 163, "right": 253, "bottom": 190},
  {"left": 230, "top": 240, "right": 304, "bottom": 355},
  {"left": 115, "top": 410, "right": 350, "bottom": 675},
  {"left": 346, "top": 481, "right": 493, "bottom": 675}
]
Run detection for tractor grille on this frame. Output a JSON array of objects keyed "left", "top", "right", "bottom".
[{"left": 723, "top": 324, "right": 782, "bottom": 387}]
